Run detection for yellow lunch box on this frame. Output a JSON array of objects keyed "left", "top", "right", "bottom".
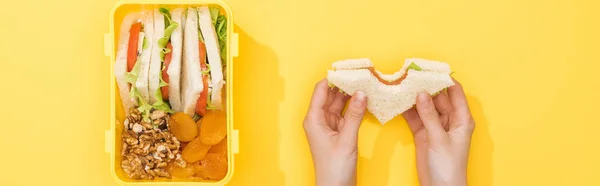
[{"left": 104, "top": 0, "right": 239, "bottom": 185}]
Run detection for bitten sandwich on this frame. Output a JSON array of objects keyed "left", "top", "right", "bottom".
[{"left": 327, "top": 58, "right": 455, "bottom": 124}]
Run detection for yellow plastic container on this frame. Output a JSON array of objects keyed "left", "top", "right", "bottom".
[{"left": 104, "top": 0, "right": 239, "bottom": 185}]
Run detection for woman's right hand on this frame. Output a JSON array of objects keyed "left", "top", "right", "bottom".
[{"left": 403, "top": 79, "right": 475, "bottom": 186}]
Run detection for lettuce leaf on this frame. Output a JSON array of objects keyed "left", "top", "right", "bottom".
[
  {"left": 151, "top": 68, "right": 173, "bottom": 113},
  {"left": 158, "top": 22, "right": 178, "bottom": 61},
  {"left": 206, "top": 90, "right": 218, "bottom": 110},
  {"left": 209, "top": 7, "right": 219, "bottom": 25},
  {"left": 152, "top": 88, "right": 172, "bottom": 113},
  {"left": 408, "top": 62, "right": 423, "bottom": 71},
  {"left": 125, "top": 59, "right": 141, "bottom": 84},
  {"left": 124, "top": 61, "right": 153, "bottom": 121},
  {"left": 142, "top": 37, "right": 149, "bottom": 50},
  {"left": 132, "top": 88, "right": 153, "bottom": 121},
  {"left": 159, "top": 7, "right": 172, "bottom": 27},
  {"left": 215, "top": 15, "right": 227, "bottom": 63},
  {"left": 158, "top": 8, "right": 179, "bottom": 62}
]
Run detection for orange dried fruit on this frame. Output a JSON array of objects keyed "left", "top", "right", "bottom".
[
  {"left": 194, "top": 153, "right": 228, "bottom": 180},
  {"left": 181, "top": 136, "right": 211, "bottom": 163},
  {"left": 196, "top": 117, "right": 202, "bottom": 136},
  {"left": 180, "top": 142, "right": 188, "bottom": 149},
  {"left": 199, "top": 110, "right": 227, "bottom": 145},
  {"left": 208, "top": 137, "right": 227, "bottom": 155},
  {"left": 166, "top": 161, "right": 195, "bottom": 178},
  {"left": 168, "top": 112, "right": 198, "bottom": 142}
]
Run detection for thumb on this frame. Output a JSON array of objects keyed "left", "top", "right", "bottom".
[
  {"left": 339, "top": 91, "right": 367, "bottom": 143},
  {"left": 415, "top": 92, "right": 447, "bottom": 143}
]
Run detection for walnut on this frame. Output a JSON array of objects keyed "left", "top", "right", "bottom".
[{"left": 120, "top": 109, "right": 181, "bottom": 180}]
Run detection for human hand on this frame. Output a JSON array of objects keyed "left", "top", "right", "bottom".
[
  {"left": 403, "top": 79, "right": 475, "bottom": 186},
  {"left": 303, "top": 79, "right": 368, "bottom": 186}
]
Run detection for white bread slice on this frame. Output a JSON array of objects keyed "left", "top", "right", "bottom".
[
  {"left": 332, "top": 58, "right": 373, "bottom": 70},
  {"left": 166, "top": 8, "right": 184, "bottom": 112},
  {"left": 181, "top": 8, "right": 204, "bottom": 116},
  {"left": 327, "top": 58, "right": 455, "bottom": 124},
  {"left": 114, "top": 12, "right": 142, "bottom": 114},
  {"left": 135, "top": 10, "right": 154, "bottom": 102},
  {"left": 148, "top": 9, "right": 165, "bottom": 104},
  {"left": 198, "top": 6, "right": 224, "bottom": 109}
]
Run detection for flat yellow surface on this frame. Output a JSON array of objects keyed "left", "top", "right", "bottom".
[{"left": 1, "top": 0, "right": 599, "bottom": 185}]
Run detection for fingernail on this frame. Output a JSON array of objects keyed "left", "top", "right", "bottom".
[
  {"left": 354, "top": 91, "right": 366, "bottom": 103},
  {"left": 418, "top": 91, "right": 431, "bottom": 104}
]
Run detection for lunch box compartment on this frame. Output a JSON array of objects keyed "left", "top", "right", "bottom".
[{"left": 104, "top": 0, "right": 239, "bottom": 185}]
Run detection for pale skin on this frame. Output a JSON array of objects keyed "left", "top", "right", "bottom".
[{"left": 303, "top": 78, "right": 475, "bottom": 186}]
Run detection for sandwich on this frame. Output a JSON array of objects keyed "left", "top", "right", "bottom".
[
  {"left": 148, "top": 7, "right": 185, "bottom": 112},
  {"left": 114, "top": 11, "right": 155, "bottom": 118},
  {"left": 115, "top": 7, "right": 187, "bottom": 120},
  {"left": 326, "top": 58, "right": 455, "bottom": 124},
  {"left": 181, "top": 6, "right": 227, "bottom": 118}
]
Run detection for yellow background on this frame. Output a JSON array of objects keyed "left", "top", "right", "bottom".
[{"left": 1, "top": 0, "right": 599, "bottom": 185}]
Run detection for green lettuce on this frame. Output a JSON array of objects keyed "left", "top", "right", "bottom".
[
  {"left": 158, "top": 7, "right": 179, "bottom": 63},
  {"left": 151, "top": 70, "right": 172, "bottom": 114},
  {"left": 159, "top": 7, "right": 172, "bottom": 28},
  {"left": 125, "top": 60, "right": 140, "bottom": 84},
  {"left": 125, "top": 58, "right": 153, "bottom": 121},
  {"left": 215, "top": 15, "right": 227, "bottom": 63},
  {"left": 206, "top": 90, "right": 218, "bottom": 110},
  {"left": 209, "top": 7, "right": 227, "bottom": 65},
  {"left": 407, "top": 62, "right": 423, "bottom": 71},
  {"left": 209, "top": 7, "right": 219, "bottom": 25},
  {"left": 142, "top": 37, "right": 149, "bottom": 50}
]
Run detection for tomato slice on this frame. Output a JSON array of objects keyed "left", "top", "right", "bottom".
[
  {"left": 127, "top": 22, "right": 142, "bottom": 72},
  {"left": 367, "top": 67, "right": 408, "bottom": 85},
  {"left": 161, "top": 42, "right": 173, "bottom": 100},
  {"left": 195, "top": 41, "right": 209, "bottom": 116}
]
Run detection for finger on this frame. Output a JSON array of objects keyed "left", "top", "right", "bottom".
[
  {"left": 415, "top": 92, "right": 446, "bottom": 142},
  {"left": 433, "top": 91, "right": 453, "bottom": 116},
  {"left": 323, "top": 87, "right": 338, "bottom": 110},
  {"left": 308, "top": 79, "right": 330, "bottom": 112},
  {"left": 447, "top": 78, "right": 472, "bottom": 119},
  {"left": 402, "top": 108, "right": 423, "bottom": 133},
  {"left": 328, "top": 91, "right": 350, "bottom": 114},
  {"left": 339, "top": 91, "right": 367, "bottom": 144}
]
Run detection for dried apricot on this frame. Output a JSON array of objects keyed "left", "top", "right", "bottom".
[
  {"left": 181, "top": 136, "right": 211, "bottom": 163},
  {"left": 168, "top": 112, "right": 198, "bottom": 142},
  {"left": 166, "top": 161, "right": 195, "bottom": 178},
  {"left": 208, "top": 137, "right": 227, "bottom": 155},
  {"left": 180, "top": 142, "right": 188, "bottom": 149},
  {"left": 199, "top": 110, "right": 227, "bottom": 145},
  {"left": 193, "top": 153, "right": 228, "bottom": 180},
  {"left": 196, "top": 117, "right": 202, "bottom": 136}
]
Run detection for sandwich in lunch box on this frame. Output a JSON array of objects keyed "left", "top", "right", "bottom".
[
  {"left": 181, "top": 7, "right": 227, "bottom": 118},
  {"left": 115, "top": 7, "right": 227, "bottom": 120},
  {"left": 113, "top": 6, "right": 229, "bottom": 181},
  {"left": 327, "top": 58, "right": 455, "bottom": 124}
]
